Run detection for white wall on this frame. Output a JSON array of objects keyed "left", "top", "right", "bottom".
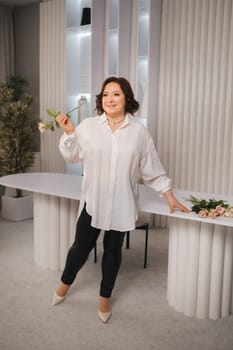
[
  {"left": 39, "top": 0, "right": 233, "bottom": 198},
  {"left": 14, "top": 2, "right": 40, "bottom": 152},
  {"left": 0, "top": 6, "right": 14, "bottom": 83},
  {"left": 157, "top": 0, "right": 233, "bottom": 196},
  {"left": 39, "top": 0, "right": 66, "bottom": 173}
]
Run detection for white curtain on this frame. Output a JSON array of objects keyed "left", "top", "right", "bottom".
[
  {"left": 39, "top": 0, "right": 66, "bottom": 173},
  {"left": 0, "top": 6, "right": 14, "bottom": 83},
  {"left": 157, "top": 0, "right": 233, "bottom": 196}
]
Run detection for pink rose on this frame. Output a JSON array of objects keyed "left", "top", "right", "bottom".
[
  {"left": 38, "top": 122, "right": 46, "bottom": 133},
  {"left": 198, "top": 209, "right": 209, "bottom": 218},
  {"left": 224, "top": 206, "right": 233, "bottom": 218},
  {"left": 207, "top": 209, "right": 218, "bottom": 219},
  {"left": 215, "top": 205, "right": 225, "bottom": 216}
]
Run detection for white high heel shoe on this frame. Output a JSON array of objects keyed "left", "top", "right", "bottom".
[
  {"left": 98, "top": 309, "right": 112, "bottom": 323},
  {"left": 52, "top": 291, "right": 66, "bottom": 306}
]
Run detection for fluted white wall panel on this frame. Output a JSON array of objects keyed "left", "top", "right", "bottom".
[
  {"left": 40, "top": 0, "right": 66, "bottom": 173},
  {"left": 158, "top": 0, "right": 233, "bottom": 195}
]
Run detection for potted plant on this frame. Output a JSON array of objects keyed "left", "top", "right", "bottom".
[{"left": 0, "top": 75, "right": 38, "bottom": 221}]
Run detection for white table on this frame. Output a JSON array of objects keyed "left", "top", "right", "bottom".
[{"left": 1, "top": 173, "right": 233, "bottom": 320}]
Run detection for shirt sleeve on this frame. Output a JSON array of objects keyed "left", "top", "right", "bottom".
[
  {"left": 139, "top": 129, "right": 172, "bottom": 196},
  {"left": 59, "top": 129, "right": 82, "bottom": 163}
]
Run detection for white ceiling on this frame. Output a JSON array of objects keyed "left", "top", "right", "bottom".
[{"left": 0, "top": 0, "right": 38, "bottom": 6}]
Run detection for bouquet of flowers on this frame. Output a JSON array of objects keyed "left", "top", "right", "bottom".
[{"left": 185, "top": 195, "right": 233, "bottom": 219}]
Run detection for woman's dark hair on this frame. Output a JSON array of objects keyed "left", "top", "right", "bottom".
[{"left": 95, "top": 76, "right": 140, "bottom": 115}]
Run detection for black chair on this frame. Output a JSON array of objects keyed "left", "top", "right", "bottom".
[{"left": 94, "top": 211, "right": 151, "bottom": 268}]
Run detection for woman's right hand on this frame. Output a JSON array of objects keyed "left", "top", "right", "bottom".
[{"left": 56, "top": 114, "right": 75, "bottom": 135}]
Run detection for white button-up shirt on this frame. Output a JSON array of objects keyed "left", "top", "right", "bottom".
[{"left": 59, "top": 113, "right": 171, "bottom": 231}]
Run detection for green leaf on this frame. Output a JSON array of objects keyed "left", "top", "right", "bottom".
[{"left": 46, "top": 108, "right": 59, "bottom": 117}]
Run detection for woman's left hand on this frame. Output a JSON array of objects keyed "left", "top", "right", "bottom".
[{"left": 164, "top": 190, "right": 191, "bottom": 214}]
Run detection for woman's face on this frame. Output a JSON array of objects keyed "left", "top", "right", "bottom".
[{"left": 102, "top": 82, "right": 126, "bottom": 118}]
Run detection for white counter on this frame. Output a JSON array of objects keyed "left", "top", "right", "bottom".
[{"left": 1, "top": 173, "right": 233, "bottom": 320}]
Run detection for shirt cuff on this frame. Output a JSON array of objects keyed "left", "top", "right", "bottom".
[
  {"left": 61, "top": 131, "right": 77, "bottom": 149},
  {"left": 160, "top": 186, "right": 172, "bottom": 197}
]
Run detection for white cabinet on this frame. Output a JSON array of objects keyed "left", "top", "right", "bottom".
[
  {"left": 66, "top": 0, "right": 91, "bottom": 127},
  {"left": 133, "top": 0, "right": 162, "bottom": 138},
  {"left": 65, "top": 0, "right": 161, "bottom": 174},
  {"left": 136, "top": 0, "right": 150, "bottom": 121},
  {"left": 105, "top": 0, "right": 150, "bottom": 126},
  {"left": 107, "top": 0, "right": 119, "bottom": 76},
  {"left": 66, "top": 0, "right": 92, "bottom": 174},
  {"left": 66, "top": 0, "right": 156, "bottom": 129}
]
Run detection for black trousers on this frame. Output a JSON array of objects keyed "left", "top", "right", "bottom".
[{"left": 61, "top": 205, "right": 126, "bottom": 298}]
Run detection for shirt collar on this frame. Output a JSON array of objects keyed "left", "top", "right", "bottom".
[{"left": 97, "top": 113, "right": 132, "bottom": 126}]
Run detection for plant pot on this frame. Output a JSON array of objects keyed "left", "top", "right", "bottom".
[
  {"left": 1, "top": 194, "right": 33, "bottom": 221},
  {"left": 0, "top": 184, "right": 5, "bottom": 211}
]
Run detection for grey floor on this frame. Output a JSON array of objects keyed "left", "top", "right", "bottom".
[{"left": 0, "top": 216, "right": 233, "bottom": 350}]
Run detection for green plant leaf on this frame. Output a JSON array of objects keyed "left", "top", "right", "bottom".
[{"left": 46, "top": 108, "right": 59, "bottom": 117}]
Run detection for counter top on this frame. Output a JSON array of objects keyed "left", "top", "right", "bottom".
[{"left": 1, "top": 173, "right": 233, "bottom": 227}]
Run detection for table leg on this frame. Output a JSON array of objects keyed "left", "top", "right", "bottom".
[
  {"left": 167, "top": 218, "right": 233, "bottom": 319},
  {"left": 222, "top": 228, "right": 233, "bottom": 317},
  {"left": 33, "top": 193, "right": 79, "bottom": 270}
]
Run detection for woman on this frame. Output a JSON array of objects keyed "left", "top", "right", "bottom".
[{"left": 53, "top": 76, "right": 190, "bottom": 323}]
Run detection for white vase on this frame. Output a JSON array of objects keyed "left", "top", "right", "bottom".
[{"left": 1, "top": 194, "right": 33, "bottom": 221}]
